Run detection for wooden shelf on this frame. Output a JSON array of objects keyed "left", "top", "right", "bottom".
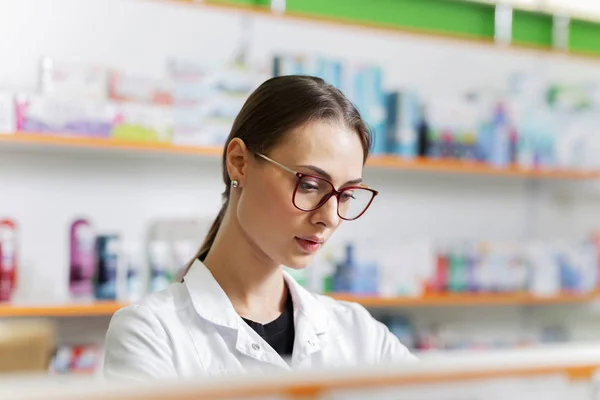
[
  {"left": 331, "top": 291, "right": 600, "bottom": 307},
  {"left": 2, "top": 133, "right": 599, "bottom": 180},
  {"left": 0, "top": 132, "right": 222, "bottom": 156},
  {"left": 366, "top": 155, "right": 600, "bottom": 179},
  {"left": 0, "top": 302, "right": 127, "bottom": 317}
]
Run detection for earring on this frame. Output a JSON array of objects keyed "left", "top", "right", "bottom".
[{"left": 231, "top": 180, "right": 239, "bottom": 188}]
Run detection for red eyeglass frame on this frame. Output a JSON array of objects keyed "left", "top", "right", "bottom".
[{"left": 257, "top": 153, "right": 379, "bottom": 221}]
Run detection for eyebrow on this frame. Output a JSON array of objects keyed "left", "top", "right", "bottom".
[{"left": 298, "top": 164, "right": 363, "bottom": 186}]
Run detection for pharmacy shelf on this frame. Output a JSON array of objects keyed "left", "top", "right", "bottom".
[
  {"left": 170, "top": 0, "right": 600, "bottom": 60},
  {"left": 2, "top": 133, "right": 599, "bottom": 180},
  {"left": 331, "top": 291, "right": 600, "bottom": 307},
  {"left": 366, "top": 155, "right": 600, "bottom": 179},
  {"left": 0, "top": 132, "right": 222, "bottom": 157},
  {"left": 0, "top": 302, "right": 126, "bottom": 317}
]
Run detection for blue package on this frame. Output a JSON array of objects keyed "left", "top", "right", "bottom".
[{"left": 95, "top": 235, "right": 119, "bottom": 300}]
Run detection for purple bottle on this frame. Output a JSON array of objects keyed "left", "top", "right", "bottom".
[{"left": 69, "top": 219, "right": 97, "bottom": 299}]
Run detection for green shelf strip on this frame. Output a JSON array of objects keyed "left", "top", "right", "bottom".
[
  {"left": 285, "top": 0, "right": 496, "bottom": 40},
  {"left": 205, "top": 0, "right": 600, "bottom": 58},
  {"left": 570, "top": 18, "right": 600, "bottom": 56},
  {"left": 206, "top": 0, "right": 496, "bottom": 39},
  {"left": 512, "top": 9, "right": 553, "bottom": 48}
]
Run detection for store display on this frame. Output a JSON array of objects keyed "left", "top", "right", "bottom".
[
  {"left": 39, "top": 57, "right": 108, "bottom": 100},
  {"left": 68, "top": 219, "right": 97, "bottom": 300},
  {"left": 148, "top": 240, "right": 173, "bottom": 293},
  {"left": 378, "top": 314, "right": 570, "bottom": 353},
  {"left": 300, "top": 235, "right": 600, "bottom": 299},
  {"left": 0, "top": 219, "right": 17, "bottom": 303},
  {"left": 15, "top": 94, "right": 116, "bottom": 137},
  {"left": 120, "top": 241, "right": 144, "bottom": 303},
  {"left": 386, "top": 91, "right": 421, "bottom": 159},
  {"left": 272, "top": 55, "right": 388, "bottom": 155},
  {"left": 49, "top": 344, "right": 102, "bottom": 375},
  {"left": 94, "top": 234, "right": 120, "bottom": 301},
  {"left": 3, "top": 53, "right": 600, "bottom": 175},
  {"left": 169, "top": 58, "right": 266, "bottom": 146},
  {"left": 111, "top": 102, "right": 172, "bottom": 142},
  {"left": 108, "top": 71, "right": 173, "bottom": 105}
]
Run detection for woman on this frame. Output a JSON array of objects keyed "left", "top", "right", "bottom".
[{"left": 103, "top": 75, "right": 416, "bottom": 380}]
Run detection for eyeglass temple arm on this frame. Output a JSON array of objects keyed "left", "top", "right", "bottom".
[{"left": 256, "top": 153, "right": 297, "bottom": 175}]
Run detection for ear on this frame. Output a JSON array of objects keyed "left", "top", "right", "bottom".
[{"left": 225, "top": 138, "right": 250, "bottom": 187}]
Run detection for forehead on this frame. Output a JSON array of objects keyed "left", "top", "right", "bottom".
[{"left": 270, "top": 120, "right": 365, "bottom": 182}]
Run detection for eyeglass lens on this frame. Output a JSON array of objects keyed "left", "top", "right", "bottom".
[{"left": 294, "top": 175, "right": 373, "bottom": 220}]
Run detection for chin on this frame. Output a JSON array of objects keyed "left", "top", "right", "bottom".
[{"left": 282, "top": 253, "right": 314, "bottom": 270}]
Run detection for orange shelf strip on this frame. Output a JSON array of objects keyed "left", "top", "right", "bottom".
[
  {"left": 330, "top": 291, "right": 600, "bottom": 307},
  {"left": 2, "top": 132, "right": 599, "bottom": 179},
  {"left": 0, "top": 302, "right": 127, "bottom": 317},
  {"left": 0, "top": 132, "right": 222, "bottom": 156},
  {"left": 367, "top": 155, "right": 600, "bottom": 179}
]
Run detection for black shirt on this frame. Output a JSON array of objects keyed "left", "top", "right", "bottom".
[{"left": 242, "top": 292, "right": 295, "bottom": 359}]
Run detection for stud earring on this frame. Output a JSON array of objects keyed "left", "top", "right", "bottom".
[{"left": 231, "top": 180, "right": 239, "bottom": 188}]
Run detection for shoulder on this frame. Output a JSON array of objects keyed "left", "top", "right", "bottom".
[
  {"left": 104, "top": 284, "right": 189, "bottom": 380},
  {"left": 109, "top": 282, "right": 190, "bottom": 333}
]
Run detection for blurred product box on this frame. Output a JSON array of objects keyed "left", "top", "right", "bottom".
[
  {"left": 112, "top": 102, "right": 173, "bottom": 143},
  {"left": 39, "top": 57, "right": 108, "bottom": 100},
  {"left": 168, "top": 59, "right": 264, "bottom": 147},
  {"left": 0, "top": 320, "right": 55, "bottom": 373},
  {"left": 273, "top": 54, "right": 387, "bottom": 154},
  {"left": 109, "top": 71, "right": 173, "bottom": 105},
  {"left": 49, "top": 344, "right": 101, "bottom": 375},
  {"left": 15, "top": 94, "right": 116, "bottom": 137}
]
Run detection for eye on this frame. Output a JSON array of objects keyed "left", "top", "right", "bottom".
[
  {"left": 299, "top": 180, "right": 320, "bottom": 192},
  {"left": 340, "top": 191, "right": 355, "bottom": 202}
]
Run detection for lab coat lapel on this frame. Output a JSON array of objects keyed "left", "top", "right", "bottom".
[
  {"left": 183, "top": 259, "right": 239, "bottom": 329},
  {"left": 184, "top": 260, "right": 291, "bottom": 370},
  {"left": 284, "top": 271, "right": 331, "bottom": 366}
]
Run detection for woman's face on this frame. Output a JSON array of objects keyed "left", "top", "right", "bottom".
[{"left": 236, "top": 120, "right": 366, "bottom": 269}]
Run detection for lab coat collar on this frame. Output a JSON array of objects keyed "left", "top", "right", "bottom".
[
  {"left": 183, "top": 259, "right": 330, "bottom": 334},
  {"left": 183, "top": 259, "right": 240, "bottom": 329},
  {"left": 283, "top": 270, "right": 330, "bottom": 335}
]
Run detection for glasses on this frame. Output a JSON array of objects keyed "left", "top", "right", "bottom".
[{"left": 256, "top": 153, "right": 378, "bottom": 221}]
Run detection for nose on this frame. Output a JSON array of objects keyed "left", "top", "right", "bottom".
[{"left": 310, "top": 194, "right": 340, "bottom": 228}]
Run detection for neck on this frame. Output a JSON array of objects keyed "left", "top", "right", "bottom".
[{"left": 203, "top": 209, "right": 288, "bottom": 324}]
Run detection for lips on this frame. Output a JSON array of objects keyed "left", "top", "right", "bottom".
[{"left": 295, "top": 236, "right": 324, "bottom": 253}]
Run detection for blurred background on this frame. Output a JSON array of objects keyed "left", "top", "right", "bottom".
[{"left": 1, "top": 0, "right": 600, "bottom": 391}]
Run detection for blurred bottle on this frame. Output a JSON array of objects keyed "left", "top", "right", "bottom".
[
  {"left": 0, "top": 219, "right": 17, "bottom": 302},
  {"left": 416, "top": 105, "right": 431, "bottom": 157},
  {"left": 95, "top": 234, "right": 120, "bottom": 300},
  {"left": 489, "top": 103, "right": 512, "bottom": 168},
  {"left": 332, "top": 243, "right": 356, "bottom": 293},
  {"left": 148, "top": 240, "right": 172, "bottom": 293},
  {"left": 69, "top": 219, "right": 96, "bottom": 300}
]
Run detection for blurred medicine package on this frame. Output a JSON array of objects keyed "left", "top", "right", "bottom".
[
  {"left": 39, "top": 57, "right": 108, "bottom": 100},
  {"left": 0, "top": 319, "right": 55, "bottom": 373}
]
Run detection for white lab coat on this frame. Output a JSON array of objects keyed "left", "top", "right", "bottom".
[{"left": 103, "top": 259, "right": 416, "bottom": 380}]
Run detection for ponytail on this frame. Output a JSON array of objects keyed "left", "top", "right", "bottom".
[{"left": 179, "top": 202, "right": 227, "bottom": 281}]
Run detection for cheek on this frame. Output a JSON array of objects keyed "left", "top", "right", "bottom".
[{"left": 237, "top": 177, "right": 301, "bottom": 241}]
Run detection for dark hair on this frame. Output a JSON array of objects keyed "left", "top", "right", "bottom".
[{"left": 182, "top": 75, "right": 371, "bottom": 277}]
